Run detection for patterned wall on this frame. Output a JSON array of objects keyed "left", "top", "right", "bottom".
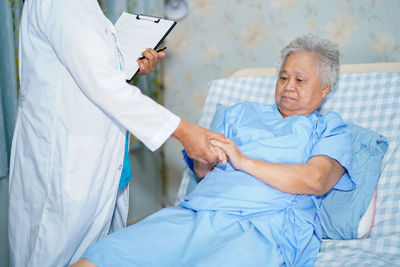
[{"left": 162, "top": 0, "right": 400, "bottom": 205}]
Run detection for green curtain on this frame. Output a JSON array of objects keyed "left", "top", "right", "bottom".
[
  {"left": 0, "top": 0, "right": 22, "bottom": 179},
  {"left": 1, "top": 2, "right": 23, "bottom": 266}
]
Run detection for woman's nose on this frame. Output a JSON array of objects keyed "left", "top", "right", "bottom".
[{"left": 284, "top": 78, "right": 296, "bottom": 91}]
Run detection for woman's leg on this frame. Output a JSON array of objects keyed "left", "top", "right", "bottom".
[{"left": 77, "top": 206, "right": 198, "bottom": 266}]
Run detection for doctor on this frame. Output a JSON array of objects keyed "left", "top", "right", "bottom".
[{"left": 8, "top": 0, "right": 226, "bottom": 266}]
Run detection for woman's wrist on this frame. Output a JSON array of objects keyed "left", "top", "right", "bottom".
[{"left": 237, "top": 155, "right": 251, "bottom": 172}]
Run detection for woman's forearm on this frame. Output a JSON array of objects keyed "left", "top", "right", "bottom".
[
  {"left": 240, "top": 155, "right": 344, "bottom": 195},
  {"left": 241, "top": 158, "right": 318, "bottom": 194},
  {"left": 210, "top": 139, "right": 344, "bottom": 195}
]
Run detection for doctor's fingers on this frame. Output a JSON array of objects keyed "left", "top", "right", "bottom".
[
  {"left": 137, "top": 49, "right": 159, "bottom": 75},
  {"left": 201, "top": 146, "right": 220, "bottom": 164},
  {"left": 137, "top": 59, "right": 152, "bottom": 75},
  {"left": 206, "top": 129, "right": 228, "bottom": 143},
  {"left": 142, "top": 48, "right": 161, "bottom": 66},
  {"left": 193, "top": 137, "right": 221, "bottom": 164},
  {"left": 196, "top": 129, "right": 227, "bottom": 162},
  {"left": 210, "top": 146, "right": 227, "bottom": 164},
  {"left": 146, "top": 48, "right": 166, "bottom": 58}
]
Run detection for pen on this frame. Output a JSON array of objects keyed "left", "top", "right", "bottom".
[{"left": 137, "top": 47, "right": 167, "bottom": 60}]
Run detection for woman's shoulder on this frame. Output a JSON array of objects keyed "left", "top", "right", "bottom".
[
  {"left": 317, "top": 111, "right": 346, "bottom": 125},
  {"left": 315, "top": 111, "right": 349, "bottom": 137}
]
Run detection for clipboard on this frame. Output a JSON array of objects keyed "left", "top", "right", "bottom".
[{"left": 114, "top": 12, "right": 177, "bottom": 82}]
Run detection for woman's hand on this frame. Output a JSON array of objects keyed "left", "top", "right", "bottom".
[
  {"left": 210, "top": 139, "right": 248, "bottom": 170},
  {"left": 137, "top": 48, "right": 166, "bottom": 75}
]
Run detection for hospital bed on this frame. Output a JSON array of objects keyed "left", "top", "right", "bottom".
[{"left": 176, "top": 62, "right": 400, "bottom": 266}]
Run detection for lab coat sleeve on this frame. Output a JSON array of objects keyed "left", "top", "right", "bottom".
[{"left": 40, "top": 0, "right": 180, "bottom": 151}]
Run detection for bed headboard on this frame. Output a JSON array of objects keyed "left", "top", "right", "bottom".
[{"left": 230, "top": 62, "right": 400, "bottom": 77}]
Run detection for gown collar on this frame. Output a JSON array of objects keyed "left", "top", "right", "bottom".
[{"left": 273, "top": 103, "right": 319, "bottom": 119}]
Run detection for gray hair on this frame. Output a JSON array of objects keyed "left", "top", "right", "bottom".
[{"left": 276, "top": 34, "right": 340, "bottom": 89}]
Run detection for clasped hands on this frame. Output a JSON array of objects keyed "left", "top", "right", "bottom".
[
  {"left": 137, "top": 48, "right": 246, "bottom": 173},
  {"left": 193, "top": 136, "right": 246, "bottom": 179},
  {"left": 209, "top": 139, "right": 244, "bottom": 167},
  {"left": 207, "top": 139, "right": 247, "bottom": 173},
  {"left": 172, "top": 120, "right": 246, "bottom": 178}
]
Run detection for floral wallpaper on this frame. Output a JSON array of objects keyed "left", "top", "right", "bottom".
[{"left": 162, "top": 0, "right": 400, "bottom": 205}]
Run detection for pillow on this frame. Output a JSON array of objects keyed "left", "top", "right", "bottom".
[
  {"left": 208, "top": 104, "right": 388, "bottom": 240},
  {"left": 319, "top": 123, "right": 388, "bottom": 239},
  {"left": 357, "top": 187, "right": 377, "bottom": 238}
]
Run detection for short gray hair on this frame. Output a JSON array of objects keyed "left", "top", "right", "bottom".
[{"left": 276, "top": 34, "right": 340, "bottom": 89}]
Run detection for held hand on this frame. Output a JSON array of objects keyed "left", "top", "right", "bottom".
[
  {"left": 172, "top": 120, "right": 227, "bottom": 164},
  {"left": 137, "top": 48, "right": 166, "bottom": 75},
  {"left": 210, "top": 139, "right": 247, "bottom": 170}
]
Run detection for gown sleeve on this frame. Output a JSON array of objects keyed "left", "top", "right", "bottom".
[{"left": 311, "top": 112, "right": 355, "bottom": 191}]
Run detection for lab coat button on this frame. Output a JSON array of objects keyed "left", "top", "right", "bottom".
[{"left": 118, "top": 165, "right": 122, "bottom": 170}]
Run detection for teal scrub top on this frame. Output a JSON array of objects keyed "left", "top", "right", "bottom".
[{"left": 118, "top": 132, "right": 132, "bottom": 190}]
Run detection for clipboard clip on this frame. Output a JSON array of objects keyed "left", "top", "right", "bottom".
[{"left": 136, "top": 14, "right": 161, "bottom": 23}]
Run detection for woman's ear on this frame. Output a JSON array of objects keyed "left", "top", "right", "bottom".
[{"left": 321, "top": 85, "right": 331, "bottom": 98}]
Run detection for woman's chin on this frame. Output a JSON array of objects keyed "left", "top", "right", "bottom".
[{"left": 277, "top": 102, "right": 295, "bottom": 112}]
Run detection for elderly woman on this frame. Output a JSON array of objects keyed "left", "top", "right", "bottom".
[{"left": 72, "top": 34, "right": 354, "bottom": 267}]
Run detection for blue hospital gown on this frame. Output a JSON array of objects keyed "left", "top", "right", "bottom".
[{"left": 83, "top": 103, "right": 354, "bottom": 267}]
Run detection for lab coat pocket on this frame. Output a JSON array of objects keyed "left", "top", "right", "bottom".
[{"left": 64, "top": 135, "right": 106, "bottom": 201}]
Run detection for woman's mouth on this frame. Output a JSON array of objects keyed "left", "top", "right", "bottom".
[{"left": 281, "top": 95, "right": 295, "bottom": 101}]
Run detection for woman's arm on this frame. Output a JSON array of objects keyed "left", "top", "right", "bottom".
[{"left": 211, "top": 139, "right": 345, "bottom": 196}]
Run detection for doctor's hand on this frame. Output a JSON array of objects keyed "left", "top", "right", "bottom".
[
  {"left": 137, "top": 48, "right": 166, "bottom": 75},
  {"left": 172, "top": 120, "right": 228, "bottom": 164},
  {"left": 192, "top": 145, "right": 227, "bottom": 178}
]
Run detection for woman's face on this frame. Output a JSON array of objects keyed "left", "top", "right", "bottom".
[{"left": 275, "top": 51, "right": 330, "bottom": 118}]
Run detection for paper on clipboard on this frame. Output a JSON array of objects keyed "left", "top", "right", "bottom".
[{"left": 114, "top": 12, "right": 177, "bottom": 81}]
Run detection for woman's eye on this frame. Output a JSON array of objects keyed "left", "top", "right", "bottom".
[
  {"left": 297, "top": 79, "right": 304, "bottom": 82},
  {"left": 280, "top": 76, "right": 287, "bottom": 81}
]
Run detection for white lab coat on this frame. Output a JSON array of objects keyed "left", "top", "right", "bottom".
[{"left": 8, "top": 0, "right": 180, "bottom": 266}]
